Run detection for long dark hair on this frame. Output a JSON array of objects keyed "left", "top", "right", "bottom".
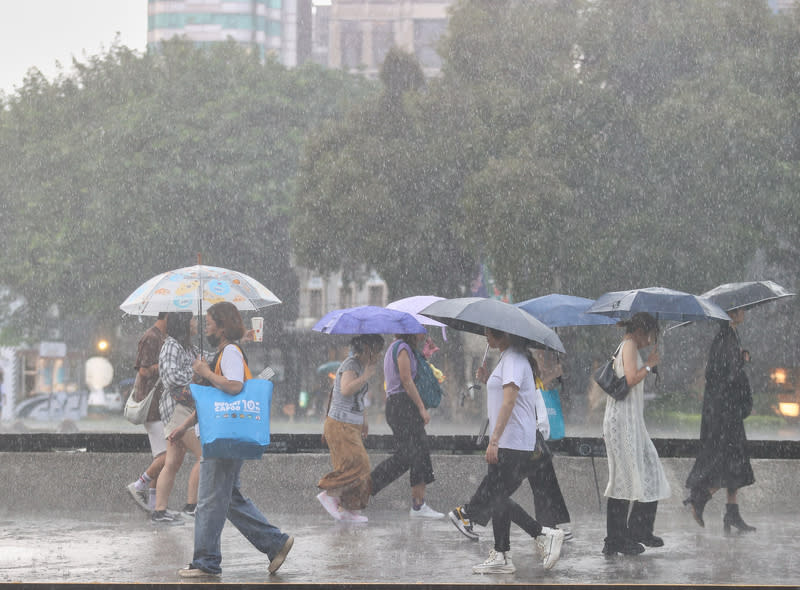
[
  {"left": 166, "top": 312, "right": 193, "bottom": 350},
  {"left": 617, "top": 312, "right": 658, "bottom": 339}
]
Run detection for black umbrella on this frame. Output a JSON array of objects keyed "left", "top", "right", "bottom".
[
  {"left": 700, "top": 280, "right": 794, "bottom": 312},
  {"left": 419, "top": 297, "right": 566, "bottom": 353}
]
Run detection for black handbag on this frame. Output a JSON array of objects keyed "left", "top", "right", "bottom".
[{"left": 593, "top": 343, "right": 630, "bottom": 401}]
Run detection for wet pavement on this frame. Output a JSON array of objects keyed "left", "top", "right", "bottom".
[{"left": 1, "top": 504, "right": 797, "bottom": 586}]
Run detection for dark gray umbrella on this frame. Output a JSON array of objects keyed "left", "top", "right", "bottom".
[
  {"left": 701, "top": 280, "right": 794, "bottom": 312},
  {"left": 419, "top": 297, "right": 566, "bottom": 353},
  {"left": 586, "top": 287, "right": 730, "bottom": 322}
]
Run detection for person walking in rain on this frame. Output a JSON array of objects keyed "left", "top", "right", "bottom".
[
  {"left": 602, "top": 312, "right": 670, "bottom": 556},
  {"left": 454, "top": 328, "right": 565, "bottom": 574},
  {"left": 126, "top": 312, "right": 167, "bottom": 512},
  {"left": 684, "top": 308, "right": 756, "bottom": 534},
  {"left": 316, "top": 334, "right": 384, "bottom": 522},
  {"left": 369, "top": 332, "right": 444, "bottom": 519}
]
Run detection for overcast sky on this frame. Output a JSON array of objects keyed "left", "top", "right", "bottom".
[{"left": 0, "top": 0, "right": 147, "bottom": 94}]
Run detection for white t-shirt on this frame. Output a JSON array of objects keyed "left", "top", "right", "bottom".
[
  {"left": 486, "top": 347, "right": 539, "bottom": 451},
  {"left": 219, "top": 344, "right": 245, "bottom": 383}
]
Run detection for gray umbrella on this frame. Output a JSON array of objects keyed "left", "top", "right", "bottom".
[
  {"left": 700, "top": 280, "right": 795, "bottom": 312},
  {"left": 419, "top": 297, "right": 566, "bottom": 353},
  {"left": 586, "top": 287, "right": 730, "bottom": 322}
]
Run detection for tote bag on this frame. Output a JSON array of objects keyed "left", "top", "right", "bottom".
[
  {"left": 540, "top": 388, "right": 565, "bottom": 440},
  {"left": 124, "top": 377, "right": 160, "bottom": 425},
  {"left": 190, "top": 379, "right": 272, "bottom": 460}
]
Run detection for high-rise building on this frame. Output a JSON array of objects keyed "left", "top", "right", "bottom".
[{"left": 148, "top": 0, "right": 312, "bottom": 67}]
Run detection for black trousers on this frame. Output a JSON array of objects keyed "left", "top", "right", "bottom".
[
  {"left": 464, "top": 448, "right": 544, "bottom": 553},
  {"left": 606, "top": 497, "right": 658, "bottom": 541},
  {"left": 370, "top": 393, "right": 435, "bottom": 495}
]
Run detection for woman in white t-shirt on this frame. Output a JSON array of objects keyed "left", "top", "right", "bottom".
[{"left": 466, "top": 328, "right": 565, "bottom": 574}]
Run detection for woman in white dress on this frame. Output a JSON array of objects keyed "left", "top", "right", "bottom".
[{"left": 603, "top": 312, "right": 670, "bottom": 556}]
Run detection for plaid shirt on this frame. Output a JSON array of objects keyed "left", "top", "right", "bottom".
[{"left": 158, "top": 337, "right": 199, "bottom": 424}]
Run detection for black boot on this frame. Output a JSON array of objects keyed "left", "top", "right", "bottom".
[
  {"left": 723, "top": 503, "right": 756, "bottom": 535},
  {"left": 629, "top": 501, "right": 663, "bottom": 547},
  {"left": 603, "top": 498, "right": 645, "bottom": 556},
  {"left": 683, "top": 488, "right": 711, "bottom": 527}
]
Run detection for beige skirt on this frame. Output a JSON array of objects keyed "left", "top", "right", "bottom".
[{"left": 164, "top": 402, "right": 194, "bottom": 439}]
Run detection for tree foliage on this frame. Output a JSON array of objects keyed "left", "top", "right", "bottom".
[
  {"left": 0, "top": 39, "right": 373, "bottom": 343},
  {"left": 293, "top": 0, "right": 800, "bottom": 303}
]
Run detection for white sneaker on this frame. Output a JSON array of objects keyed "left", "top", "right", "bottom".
[
  {"left": 409, "top": 502, "right": 444, "bottom": 519},
  {"left": 317, "top": 491, "right": 343, "bottom": 521},
  {"left": 536, "top": 526, "right": 565, "bottom": 570},
  {"left": 126, "top": 482, "right": 150, "bottom": 512},
  {"left": 472, "top": 550, "right": 515, "bottom": 574},
  {"left": 340, "top": 509, "right": 368, "bottom": 523}
]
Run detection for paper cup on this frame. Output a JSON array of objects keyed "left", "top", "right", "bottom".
[{"left": 251, "top": 317, "right": 264, "bottom": 342}]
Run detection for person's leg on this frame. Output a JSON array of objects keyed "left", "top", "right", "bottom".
[
  {"left": 604, "top": 498, "right": 643, "bottom": 555},
  {"left": 225, "top": 461, "right": 291, "bottom": 559},
  {"left": 191, "top": 458, "right": 235, "bottom": 574},
  {"left": 370, "top": 395, "right": 413, "bottom": 496},
  {"left": 628, "top": 501, "right": 662, "bottom": 546},
  {"left": 182, "top": 429, "right": 203, "bottom": 507},
  {"left": 527, "top": 459, "right": 570, "bottom": 527},
  {"left": 723, "top": 487, "right": 756, "bottom": 534},
  {"left": 155, "top": 440, "right": 187, "bottom": 511}
]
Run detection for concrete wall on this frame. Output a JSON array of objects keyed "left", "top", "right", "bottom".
[{"left": 2, "top": 452, "right": 796, "bottom": 517}]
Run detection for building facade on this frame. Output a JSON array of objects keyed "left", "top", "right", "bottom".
[
  {"left": 326, "top": 0, "right": 454, "bottom": 76},
  {"left": 147, "top": 0, "right": 313, "bottom": 67}
]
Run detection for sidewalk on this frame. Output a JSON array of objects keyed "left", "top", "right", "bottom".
[{"left": 0, "top": 505, "right": 795, "bottom": 585}]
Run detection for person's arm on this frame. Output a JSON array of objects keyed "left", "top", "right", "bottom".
[
  {"left": 622, "top": 340, "right": 658, "bottom": 388},
  {"left": 534, "top": 387, "right": 550, "bottom": 440},
  {"left": 192, "top": 357, "right": 243, "bottom": 395},
  {"left": 397, "top": 347, "right": 430, "bottom": 424},
  {"left": 159, "top": 340, "right": 194, "bottom": 389},
  {"left": 486, "top": 382, "right": 519, "bottom": 464},
  {"left": 340, "top": 363, "right": 376, "bottom": 397}
]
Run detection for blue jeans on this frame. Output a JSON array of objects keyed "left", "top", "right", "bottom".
[{"left": 191, "top": 457, "right": 289, "bottom": 574}]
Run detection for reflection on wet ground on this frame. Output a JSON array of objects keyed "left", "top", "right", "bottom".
[{"left": 0, "top": 506, "right": 796, "bottom": 585}]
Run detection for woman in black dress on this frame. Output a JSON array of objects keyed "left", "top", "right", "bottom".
[{"left": 684, "top": 308, "right": 756, "bottom": 534}]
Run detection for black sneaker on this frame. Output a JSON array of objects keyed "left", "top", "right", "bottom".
[
  {"left": 182, "top": 503, "right": 197, "bottom": 517},
  {"left": 448, "top": 506, "right": 479, "bottom": 541},
  {"left": 151, "top": 510, "right": 184, "bottom": 526}
]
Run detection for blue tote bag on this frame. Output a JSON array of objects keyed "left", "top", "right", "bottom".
[
  {"left": 190, "top": 379, "right": 272, "bottom": 460},
  {"left": 540, "top": 388, "right": 565, "bottom": 440}
]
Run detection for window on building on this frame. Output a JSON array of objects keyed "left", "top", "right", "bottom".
[
  {"left": 340, "top": 21, "right": 363, "bottom": 69},
  {"left": 309, "top": 289, "right": 323, "bottom": 317},
  {"left": 368, "top": 285, "right": 384, "bottom": 307},
  {"left": 413, "top": 19, "right": 446, "bottom": 69},
  {"left": 339, "top": 285, "right": 353, "bottom": 308},
  {"left": 372, "top": 21, "right": 394, "bottom": 66}
]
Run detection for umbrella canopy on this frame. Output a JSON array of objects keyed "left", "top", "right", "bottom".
[
  {"left": 419, "top": 297, "right": 565, "bottom": 353},
  {"left": 516, "top": 294, "right": 617, "bottom": 328},
  {"left": 586, "top": 287, "right": 730, "bottom": 322},
  {"left": 316, "top": 361, "right": 341, "bottom": 375},
  {"left": 387, "top": 296, "right": 448, "bottom": 327},
  {"left": 120, "top": 265, "right": 281, "bottom": 316},
  {"left": 312, "top": 306, "right": 426, "bottom": 335},
  {"left": 700, "top": 280, "right": 794, "bottom": 312}
]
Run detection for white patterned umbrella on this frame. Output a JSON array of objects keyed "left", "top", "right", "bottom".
[{"left": 120, "top": 265, "right": 281, "bottom": 316}]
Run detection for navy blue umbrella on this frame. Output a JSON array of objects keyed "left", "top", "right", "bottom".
[
  {"left": 516, "top": 294, "right": 617, "bottom": 328},
  {"left": 312, "top": 306, "right": 426, "bottom": 335},
  {"left": 586, "top": 287, "right": 730, "bottom": 322}
]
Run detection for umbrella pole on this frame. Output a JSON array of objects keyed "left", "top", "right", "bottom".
[{"left": 197, "top": 254, "right": 204, "bottom": 355}]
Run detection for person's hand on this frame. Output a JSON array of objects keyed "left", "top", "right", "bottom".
[
  {"left": 538, "top": 422, "right": 550, "bottom": 440},
  {"left": 486, "top": 442, "right": 499, "bottom": 464},
  {"left": 167, "top": 425, "right": 186, "bottom": 443},
  {"left": 242, "top": 329, "right": 255, "bottom": 342},
  {"left": 192, "top": 357, "right": 211, "bottom": 378},
  {"left": 646, "top": 349, "right": 660, "bottom": 369},
  {"left": 742, "top": 350, "right": 751, "bottom": 363},
  {"left": 363, "top": 363, "right": 377, "bottom": 381},
  {"left": 419, "top": 407, "right": 430, "bottom": 425},
  {"left": 476, "top": 365, "right": 489, "bottom": 384}
]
